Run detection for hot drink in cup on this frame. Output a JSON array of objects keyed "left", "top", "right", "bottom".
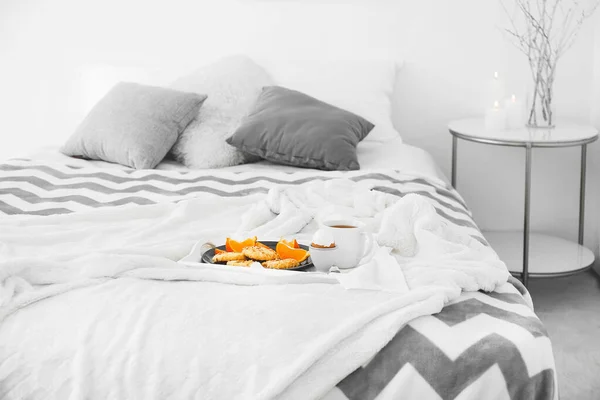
[{"left": 322, "top": 219, "right": 373, "bottom": 269}]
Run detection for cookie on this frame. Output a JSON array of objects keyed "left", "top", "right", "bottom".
[
  {"left": 212, "top": 252, "right": 246, "bottom": 263},
  {"left": 242, "top": 246, "right": 278, "bottom": 261},
  {"left": 226, "top": 260, "right": 254, "bottom": 267},
  {"left": 262, "top": 258, "right": 300, "bottom": 270}
]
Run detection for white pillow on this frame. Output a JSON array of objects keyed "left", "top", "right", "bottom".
[
  {"left": 256, "top": 56, "right": 401, "bottom": 142},
  {"left": 169, "top": 55, "right": 274, "bottom": 168}
]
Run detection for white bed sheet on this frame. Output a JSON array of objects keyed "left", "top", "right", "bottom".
[{"left": 17, "top": 138, "right": 447, "bottom": 183}]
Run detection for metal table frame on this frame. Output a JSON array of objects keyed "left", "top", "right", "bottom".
[{"left": 449, "top": 129, "right": 598, "bottom": 287}]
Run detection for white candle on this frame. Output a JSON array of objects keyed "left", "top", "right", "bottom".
[
  {"left": 489, "top": 71, "right": 506, "bottom": 106},
  {"left": 485, "top": 101, "right": 507, "bottom": 131},
  {"left": 505, "top": 94, "right": 525, "bottom": 129}
]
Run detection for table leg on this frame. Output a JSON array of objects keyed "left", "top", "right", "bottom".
[
  {"left": 579, "top": 144, "right": 587, "bottom": 246},
  {"left": 451, "top": 136, "right": 457, "bottom": 188},
  {"left": 523, "top": 144, "right": 532, "bottom": 288}
]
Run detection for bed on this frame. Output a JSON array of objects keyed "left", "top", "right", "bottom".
[{"left": 0, "top": 137, "right": 557, "bottom": 400}]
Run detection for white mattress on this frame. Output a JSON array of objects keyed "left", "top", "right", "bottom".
[{"left": 18, "top": 138, "right": 447, "bottom": 183}]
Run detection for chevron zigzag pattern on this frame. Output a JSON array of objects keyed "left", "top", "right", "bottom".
[
  {"left": 0, "top": 160, "right": 483, "bottom": 242},
  {"left": 334, "top": 289, "right": 556, "bottom": 400},
  {"left": 0, "top": 159, "right": 556, "bottom": 400}
]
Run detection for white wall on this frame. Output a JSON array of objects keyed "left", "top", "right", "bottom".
[
  {"left": 391, "top": 2, "right": 598, "bottom": 254},
  {"left": 0, "top": 0, "right": 407, "bottom": 158},
  {"left": 592, "top": 13, "right": 600, "bottom": 273},
  {"left": 594, "top": 14, "right": 600, "bottom": 127},
  {"left": 0, "top": 0, "right": 599, "bottom": 257}
]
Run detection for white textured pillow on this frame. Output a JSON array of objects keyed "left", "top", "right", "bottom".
[
  {"left": 257, "top": 57, "right": 401, "bottom": 142},
  {"left": 169, "top": 55, "right": 274, "bottom": 168}
]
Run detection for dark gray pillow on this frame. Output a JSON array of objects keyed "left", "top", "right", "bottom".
[
  {"left": 61, "top": 82, "right": 207, "bottom": 169},
  {"left": 226, "top": 86, "right": 374, "bottom": 171}
]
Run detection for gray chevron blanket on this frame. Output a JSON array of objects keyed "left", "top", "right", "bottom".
[{"left": 0, "top": 159, "right": 556, "bottom": 400}]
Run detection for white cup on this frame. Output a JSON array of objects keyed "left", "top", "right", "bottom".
[
  {"left": 322, "top": 219, "right": 373, "bottom": 269},
  {"left": 309, "top": 245, "right": 337, "bottom": 273}
]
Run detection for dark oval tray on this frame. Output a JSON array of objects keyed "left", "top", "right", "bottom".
[{"left": 201, "top": 240, "right": 313, "bottom": 271}]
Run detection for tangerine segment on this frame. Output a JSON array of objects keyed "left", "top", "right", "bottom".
[
  {"left": 280, "top": 238, "right": 300, "bottom": 249},
  {"left": 276, "top": 242, "right": 310, "bottom": 262},
  {"left": 215, "top": 248, "right": 226, "bottom": 254},
  {"left": 226, "top": 237, "right": 257, "bottom": 253}
]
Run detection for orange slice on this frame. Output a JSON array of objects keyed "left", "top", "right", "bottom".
[
  {"left": 215, "top": 248, "right": 226, "bottom": 254},
  {"left": 280, "top": 238, "right": 300, "bottom": 249},
  {"left": 226, "top": 237, "right": 257, "bottom": 253},
  {"left": 276, "top": 241, "right": 310, "bottom": 262}
]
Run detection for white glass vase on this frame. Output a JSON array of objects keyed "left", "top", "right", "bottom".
[{"left": 525, "top": 73, "right": 555, "bottom": 129}]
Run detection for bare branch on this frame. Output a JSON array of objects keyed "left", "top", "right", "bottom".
[{"left": 499, "top": 0, "right": 599, "bottom": 126}]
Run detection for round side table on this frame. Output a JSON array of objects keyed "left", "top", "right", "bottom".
[{"left": 448, "top": 118, "right": 599, "bottom": 287}]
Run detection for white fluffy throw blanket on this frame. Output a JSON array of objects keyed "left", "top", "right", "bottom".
[{"left": 0, "top": 178, "right": 508, "bottom": 400}]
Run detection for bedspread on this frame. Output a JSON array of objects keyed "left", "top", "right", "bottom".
[{"left": 0, "top": 159, "right": 557, "bottom": 400}]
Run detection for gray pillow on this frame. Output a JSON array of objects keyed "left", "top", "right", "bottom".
[
  {"left": 226, "top": 86, "right": 374, "bottom": 171},
  {"left": 61, "top": 82, "right": 206, "bottom": 169}
]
